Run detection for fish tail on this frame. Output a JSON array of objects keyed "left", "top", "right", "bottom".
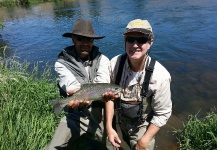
[{"left": 50, "top": 99, "right": 64, "bottom": 116}]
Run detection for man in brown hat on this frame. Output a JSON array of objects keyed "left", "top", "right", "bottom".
[{"left": 46, "top": 19, "right": 113, "bottom": 150}]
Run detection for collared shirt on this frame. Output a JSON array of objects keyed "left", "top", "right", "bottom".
[
  {"left": 55, "top": 54, "right": 110, "bottom": 92},
  {"left": 110, "top": 54, "right": 172, "bottom": 127}
]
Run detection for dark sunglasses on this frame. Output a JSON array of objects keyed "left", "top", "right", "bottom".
[
  {"left": 76, "top": 36, "right": 94, "bottom": 42},
  {"left": 125, "top": 37, "right": 149, "bottom": 44}
]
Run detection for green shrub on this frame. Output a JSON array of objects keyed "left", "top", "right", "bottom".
[
  {"left": 0, "top": 55, "right": 62, "bottom": 149},
  {"left": 0, "top": 0, "right": 60, "bottom": 7},
  {"left": 175, "top": 109, "right": 217, "bottom": 150},
  {"left": 0, "top": 20, "right": 4, "bottom": 30}
]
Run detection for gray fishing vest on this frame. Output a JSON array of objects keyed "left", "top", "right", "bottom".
[
  {"left": 57, "top": 45, "right": 102, "bottom": 85},
  {"left": 56, "top": 46, "right": 105, "bottom": 134}
]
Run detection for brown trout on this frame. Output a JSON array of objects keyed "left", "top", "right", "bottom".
[{"left": 50, "top": 83, "right": 122, "bottom": 115}]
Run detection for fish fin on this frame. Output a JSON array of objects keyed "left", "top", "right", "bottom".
[{"left": 50, "top": 99, "right": 64, "bottom": 116}]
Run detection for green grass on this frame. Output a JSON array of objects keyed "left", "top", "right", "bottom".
[
  {"left": 0, "top": 49, "right": 103, "bottom": 150},
  {"left": 0, "top": 49, "right": 62, "bottom": 149},
  {"left": 0, "top": 0, "right": 61, "bottom": 7},
  {"left": 175, "top": 108, "right": 217, "bottom": 150},
  {"left": 0, "top": 19, "right": 5, "bottom": 35},
  {"left": 1, "top": 46, "right": 217, "bottom": 149},
  {"left": 0, "top": 19, "right": 4, "bottom": 30}
]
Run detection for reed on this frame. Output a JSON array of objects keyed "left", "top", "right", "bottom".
[
  {"left": 0, "top": 48, "right": 99, "bottom": 149},
  {"left": 175, "top": 108, "right": 217, "bottom": 150},
  {"left": 0, "top": 50, "right": 61, "bottom": 149},
  {"left": 0, "top": 20, "right": 4, "bottom": 30},
  {"left": 0, "top": 0, "right": 57, "bottom": 7}
]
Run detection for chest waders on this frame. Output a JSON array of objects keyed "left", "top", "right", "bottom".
[
  {"left": 114, "top": 53, "right": 156, "bottom": 133},
  {"left": 56, "top": 45, "right": 104, "bottom": 134}
]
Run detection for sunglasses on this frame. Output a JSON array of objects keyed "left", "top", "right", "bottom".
[
  {"left": 76, "top": 36, "right": 94, "bottom": 42},
  {"left": 125, "top": 37, "right": 149, "bottom": 44}
]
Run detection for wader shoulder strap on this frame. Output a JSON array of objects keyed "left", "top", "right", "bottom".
[
  {"left": 115, "top": 53, "right": 127, "bottom": 85},
  {"left": 141, "top": 58, "right": 156, "bottom": 97},
  {"left": 140, "top": 58, "right": 156, "bottom": 122},
  {"left": 113, "top": 53, "right": 127, "bottom": 134}
]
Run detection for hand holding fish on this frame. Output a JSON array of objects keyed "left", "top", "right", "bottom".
[
  {"left": 50, "top": 83, "right": 122, "bottom": 115},
  {"left": 102, "top": 91, "right": 120, "bottom": 101},
  {"left": 67, "top": 100, "right": 91, "bottom": 108},
  {"left": 67, "top": 88, "right": 92, "bottom": 108}
]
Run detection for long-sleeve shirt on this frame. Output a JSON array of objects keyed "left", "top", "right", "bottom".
[
  {"left": 110, "top": 54, "right": 172, "bottom": 127},
  {"left": 55, "top": 54, "right": 111, "bottom": 92}
]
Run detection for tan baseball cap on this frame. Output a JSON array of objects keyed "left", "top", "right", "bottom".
[{"left": 124, "top": 19, "right": 153, "bottom": 35}]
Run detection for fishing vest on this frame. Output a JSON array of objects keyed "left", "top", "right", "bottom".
[
  {"left": 56, "top": 45, "right": 102, "bottom": 97},
  {"left": 56, "top": 46, "right": 105, "bottom": 134},
  {"left": 114, "top": 53, "right": 156, "bottom": 128}
]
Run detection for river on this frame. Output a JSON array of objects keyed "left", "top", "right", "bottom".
[{"left": 1, "top": 0, "right": 217, "bottom": 149}]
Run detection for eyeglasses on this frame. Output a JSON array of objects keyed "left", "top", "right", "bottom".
[
  {"left": 76, "top": 36, "right": 94, "bottom": 42},
  {"left": 125, "top": 37, "right": 149, "bottom": 44}
]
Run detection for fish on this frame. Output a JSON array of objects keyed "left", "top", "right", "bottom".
[{"left": 50, "top": 83, "right": 122, "bottom": 115}]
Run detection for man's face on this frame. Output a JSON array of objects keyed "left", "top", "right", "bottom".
[
  {"left": 125, "top": 32, "right": 152, "bottom": 61},
  {"left": 72, "top": 35, "right": 94, "bottom": 58}
]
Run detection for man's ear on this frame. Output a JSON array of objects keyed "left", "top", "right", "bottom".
[{"left": 149, "top": 40, "right": 154, "bottom": 46}]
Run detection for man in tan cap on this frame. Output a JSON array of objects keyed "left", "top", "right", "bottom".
[
  {"left": 104, "top": 19, "right": 172, "bottom": 150},
  {"left": 46, "top": 19, "right": 113, "bottom": 150}
]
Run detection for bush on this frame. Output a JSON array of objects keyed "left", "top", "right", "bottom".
[
  {"left": 175, "top": 109, "right": 217, "bottom": 150},
  {"left": 0, "top": 55, "right": 61, "bottom": 149}
]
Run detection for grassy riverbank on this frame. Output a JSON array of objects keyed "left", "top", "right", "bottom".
[
  {"left": 175, "top": 109, "right": 217, "bottom": 150},
  {"left": 0, "top": 20, "right": 4, "bottom": 29},
  {"left": 0, "top": 50, "right": 61, "bottom": 149},
  {"left": 0, "top": 19, "right": 5, "bottom": 33},
  {"left": 0, "top": 49, "right": 217, "bottom": 149},
  {"left": 0, "top": 0, "right": 59, "bottom": 7}
]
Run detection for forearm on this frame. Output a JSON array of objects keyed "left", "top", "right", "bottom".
[
  {"left": 140, "top": 123, "right": 160, "bottom": 144},
  {"left": 105, "top": 100, "right": 115, "bottom": 131},
  {"left": 105, "top": 100, "right": 121, "bottom": 147}
]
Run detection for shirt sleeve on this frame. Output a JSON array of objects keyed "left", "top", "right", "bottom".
[
  {"left": 55, "top": 54, "right": 111, "bottom": 92},
  {"left": 54, "top": 61, "right": 80, "bottom": 92},
  {"left": 150, "top": 62, "right": 172, "bottom": 127}
]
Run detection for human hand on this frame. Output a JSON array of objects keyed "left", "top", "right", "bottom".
[
  {"left": 67, "top": 88, "right": 92, "bottom": 108},
  {"left": 107, "top": 128, "right": 121, "bottom": 147},
  {"left": 102, "top": 91, "right": 119, "bottom": 102},
  {"left": 67, "top": 100, "right": 91, "bottom": 108},
  {"left": 135, "top": 138, "right": 149, "bottom": 150}
]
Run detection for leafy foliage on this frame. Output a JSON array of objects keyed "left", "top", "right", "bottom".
[
  {"left": 175, "top": 109, "right": 217, "bottom": 150},
  {"left": 0, "top": 56, "right": 62, "bottom": 149}
]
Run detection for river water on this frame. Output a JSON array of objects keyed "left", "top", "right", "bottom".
[{"left": 1, "top": 0, "right": 217, "bottom": 149}]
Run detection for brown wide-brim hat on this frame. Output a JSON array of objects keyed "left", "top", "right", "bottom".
[{"left": 62, "top": 19, "right": 105, "bottom": 39}]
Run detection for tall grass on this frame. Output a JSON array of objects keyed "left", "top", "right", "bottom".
[
  {"left": 0, "top": 0, "right": 58, "bottom": 7},
  {"left": 1, "top": 47, "right": 217, "bottom": 150},
  {"left": 0, "top": 19, "right": 5, "bottom": 30},
  {"left": 0, "top": 19, "right": 5, "bottom": 35},
  {"left": 0, "top": 50, "right": 61, "bottom": 149},
  {"left": 175, "top": 108, "right": 217, "bottom": 150}
]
